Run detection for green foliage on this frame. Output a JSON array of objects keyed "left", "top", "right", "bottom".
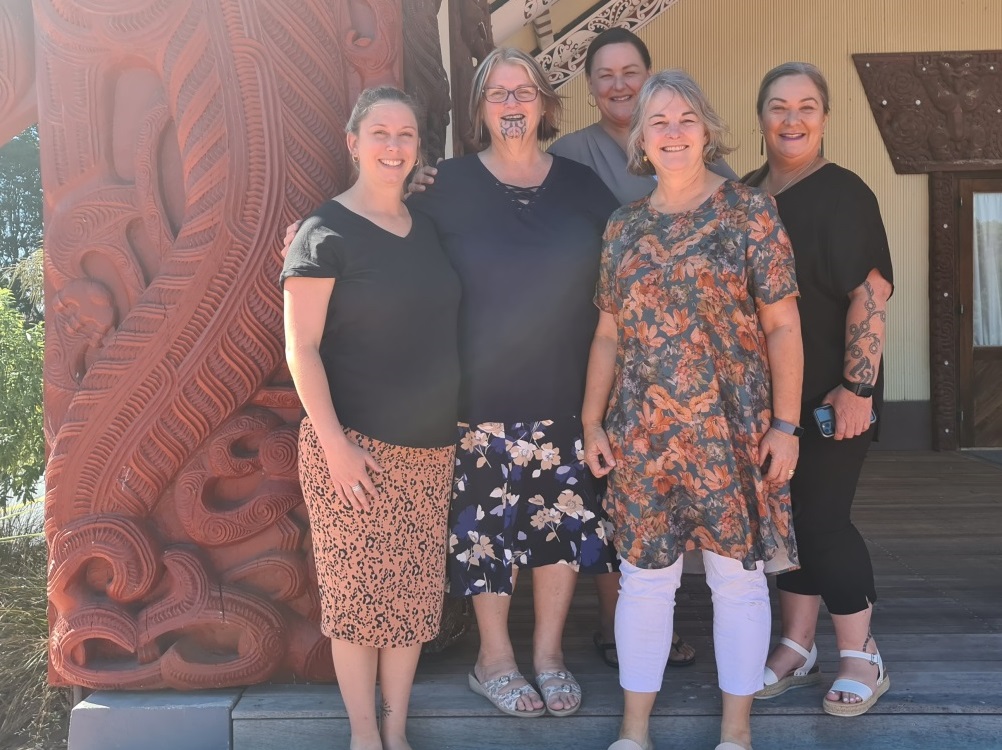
[
  {"left": 7, "top": 246, "right": 44, "bottom": 321},
  {"left": 0, "top": 288, "right": 44, "bottom": 509},
  {"left": 0, "top": 126, "right": 43, "bottom": 322},
  {"left": 0, "top": 503, "right": 70, "bottom": 749}
]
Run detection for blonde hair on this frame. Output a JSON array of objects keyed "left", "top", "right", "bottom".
[
  {"left": 626, "top": 69, "right": 734, "bottom": 176},
  {"left": 469, "top": 47, "right": 561, "bottom": 147}
]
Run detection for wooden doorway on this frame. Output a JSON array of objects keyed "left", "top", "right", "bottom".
[{"left": 959, "top": 178, "right": 1002, "bottom": 447}]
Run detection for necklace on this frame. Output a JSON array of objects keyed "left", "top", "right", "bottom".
[{"left": 772, "top": 155, "right": 819, "bottom": 195}]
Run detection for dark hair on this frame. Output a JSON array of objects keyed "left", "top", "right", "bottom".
[
  {"left": 469, "top": 47, "right": 562, "bottom": 147},
  {"left": 584, "top": 28, "right": 652, "bottom": 77},
  {"left": 755, "top": 62, "right": 831, "bottom": 116},
  {"left": 345, "top": 86, "right": 425, "bottom": 172}
]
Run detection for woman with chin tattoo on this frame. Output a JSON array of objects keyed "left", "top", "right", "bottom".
[{"left": 406, "top": 46, "right": 620, "bottom": 719}]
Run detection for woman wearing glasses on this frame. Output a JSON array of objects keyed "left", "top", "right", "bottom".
[{"left": 408, "top": 47, "right": 619, "bottom": 719}]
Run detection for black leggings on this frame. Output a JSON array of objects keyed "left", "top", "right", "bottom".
[{"left": 776, "top": 422, "right": 876, "bottom": 615}]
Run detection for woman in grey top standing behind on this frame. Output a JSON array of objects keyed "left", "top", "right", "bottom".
[{"left": 548, "top": 27, "right": 735, "bottom": 205}]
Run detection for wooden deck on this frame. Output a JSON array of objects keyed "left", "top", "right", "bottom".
[{"left": 233, "top": 451, "right": 1002, "bottom": 750}]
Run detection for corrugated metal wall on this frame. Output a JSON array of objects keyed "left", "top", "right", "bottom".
[{"left": 530, "top": 0, "right": 1002, "bottom": 401}]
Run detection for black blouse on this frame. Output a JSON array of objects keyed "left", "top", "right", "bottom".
[
  {"left": 280, "top": 201, "right": 461, "bottom": 447},
  {"left": 409, "top": 154, "right": 619, "bottom": 424},
  {"left": 772, "top": 164, "right": 895, "bottom": 404}
]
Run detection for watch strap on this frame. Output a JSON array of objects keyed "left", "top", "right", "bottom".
[
  {"left": 770, "top": 417, "right": 804, "bottom": 437},
  {"left": 841, "top": 378, "right": 874, "bottom": 397}
]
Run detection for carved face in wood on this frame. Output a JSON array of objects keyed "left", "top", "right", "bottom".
[{"left": 760, "top": 74, "right": 829, "bottom": 166}]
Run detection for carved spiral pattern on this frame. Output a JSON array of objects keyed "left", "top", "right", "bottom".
[{"left": 30, "top": 0, "right": 410, "bottom": 689}]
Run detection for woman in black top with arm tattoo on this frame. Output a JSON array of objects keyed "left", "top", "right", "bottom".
[{"left": 744, "top": 62, "right": 894, "bottom": 718}]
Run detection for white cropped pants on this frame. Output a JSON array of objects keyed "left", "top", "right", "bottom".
[{"left": 616, "top": 551, "right": 770, "bottom": 696}]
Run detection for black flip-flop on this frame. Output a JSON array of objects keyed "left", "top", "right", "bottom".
[
  {"left": 592, "top": 631, "right": 618, "bottom": 668},
  {"left": 593, "top": 631, "right": 697, "bottom": 668},
  {"left": 668, "top": 636, "right": 697, "bottom": 667}
]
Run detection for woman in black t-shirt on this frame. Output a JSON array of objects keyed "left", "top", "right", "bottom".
[
  {"left": 744, "top": 63, "right": 894, "bottom": 719},
  {"left": 282, "top": 87, "right": 460, "bottom": 750}
]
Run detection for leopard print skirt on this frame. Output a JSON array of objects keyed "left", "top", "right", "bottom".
[{"left": 298, "top": 416, "right": 454, "bottom": 647}]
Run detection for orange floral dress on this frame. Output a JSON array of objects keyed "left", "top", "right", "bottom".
[{"left": 596, "top": 181, "right": 799, "bottom": 572}]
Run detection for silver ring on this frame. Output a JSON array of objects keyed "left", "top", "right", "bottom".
[
  {"left": 788, "top": 469, "right": 795, "bottom": 477},
  {"left": 351, "top": 483, "right": 363, "bottom": 492}
]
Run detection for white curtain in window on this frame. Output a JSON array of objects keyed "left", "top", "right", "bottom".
[{"left": 973, "top": 193, "right": 1002, "bottom": 347}]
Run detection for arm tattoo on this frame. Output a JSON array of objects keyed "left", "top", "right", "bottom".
[{"left": 845, "top": 280, "right": 885, "bottom": 385}]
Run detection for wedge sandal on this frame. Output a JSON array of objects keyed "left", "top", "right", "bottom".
[
  {"left": 535, "top": 669, "right": 582, "bottom": 717},
  {"left": 822, "top": 649, "right": 890, "bottom": 717},
  {"left": 468, "top": 670, "right": 545, "bottom": 718},
  {"left": 755, "top": 637, "right": 821, "bottom": 699}
]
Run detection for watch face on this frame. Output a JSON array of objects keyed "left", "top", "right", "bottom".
[{"left": 843, "top": 380, "right": 873, "bottom": 397}]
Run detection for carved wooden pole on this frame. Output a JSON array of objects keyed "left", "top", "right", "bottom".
[
  {"left": 4, "top": 0, "right": 412, "bottom": 690},
  {"left": 403, "top": 0, "right": 452, "bottom": 163},
  {"left": 448, "top": 0, "right": 494, "bottom": 156}
]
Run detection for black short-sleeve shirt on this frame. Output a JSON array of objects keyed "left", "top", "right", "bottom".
[
  {"left": 408, "top": 154, "right": 619, "bottom": 423},
  {"left": 773, "top": 164, "right": 895, "bottom": 403},
  {"left": 280, "top": 201, "right": 461, "bottom": 447}
]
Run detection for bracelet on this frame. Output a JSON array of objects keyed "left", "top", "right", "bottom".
[
  {"left": 840, "top": 378, "right": 874, "bottom": 398},
  {"left": 770, "top": 417, "right": 804, "bottom": 437}
]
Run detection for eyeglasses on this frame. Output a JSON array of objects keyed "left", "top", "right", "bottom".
[{"left": 483, "top": 85, "right": 539, "bottom": 104}]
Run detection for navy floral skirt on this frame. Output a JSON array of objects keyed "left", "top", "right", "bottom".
[{"left": 448, "top": 417, "right": 617, "bottom": 597}]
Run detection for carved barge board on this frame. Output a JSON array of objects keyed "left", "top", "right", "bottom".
[{"left": 853, "top": 51, "right": 1002, "bottom": 175}]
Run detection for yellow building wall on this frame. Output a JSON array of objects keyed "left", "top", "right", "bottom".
[{"left": 525, "top": 0, "right": 1002, "bottom": 402}]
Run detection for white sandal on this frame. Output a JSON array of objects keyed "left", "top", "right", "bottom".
[
  {"left": 822, "top": 649, "right": 890, "bottom": 717},
  {"left": 607, "top": 740, "right": 654, "bottom": 750},
  {"left": 755, "top": 637, "right": 821, "bottom": 699}
]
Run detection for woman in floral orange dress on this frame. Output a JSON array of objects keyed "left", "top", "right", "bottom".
[{"left": 582, "top": 70, "right": 803, "bottom": 750}]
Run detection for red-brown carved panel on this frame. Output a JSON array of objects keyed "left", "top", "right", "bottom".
[
  {"left": 0, "top": 0, "right": 37, "bottom": 143},
  {"left": 0, "top": 0, "right": 418, "bottom": 690},
  {"left": 853, "top": 51, "right": 1002, "bottom": 174}
]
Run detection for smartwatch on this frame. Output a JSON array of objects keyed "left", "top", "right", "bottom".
[
  {"left": 841, "top": 378, "right": 875, "bottom": 398},
  {"left": 770, "top": 417, "right": 804, "bottom": 437}
]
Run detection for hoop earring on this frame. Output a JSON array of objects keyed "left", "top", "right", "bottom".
[
  {"left": 351, "top": 152, "right": 359, "bottom": 163},
  {"left": 587, "top": 93, "right": 596, "bottom": 108}
]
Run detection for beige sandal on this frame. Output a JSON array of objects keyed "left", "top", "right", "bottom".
[
  {"left": 755, "top": 637, "right": 821, "bottom": 699},
  {"left": 822, "top": 649, "right": 890, "bottom": 717},
  {"left": 535, "top": 669, "right": 582, "bottom": 717},
  {"left": 468, "top": 670, "right": 545, "bottom": 718}
]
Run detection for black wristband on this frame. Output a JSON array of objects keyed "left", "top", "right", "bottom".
[
  {"left": 770, "top": 417, "right": 804, "bottom": 437},
  {"left": 841, "top": 378, "right": 874, "bottom": 398}
]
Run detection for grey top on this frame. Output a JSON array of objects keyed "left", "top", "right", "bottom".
[{"left": 548, "top": 122, "right": 738, "bottom": 206}]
